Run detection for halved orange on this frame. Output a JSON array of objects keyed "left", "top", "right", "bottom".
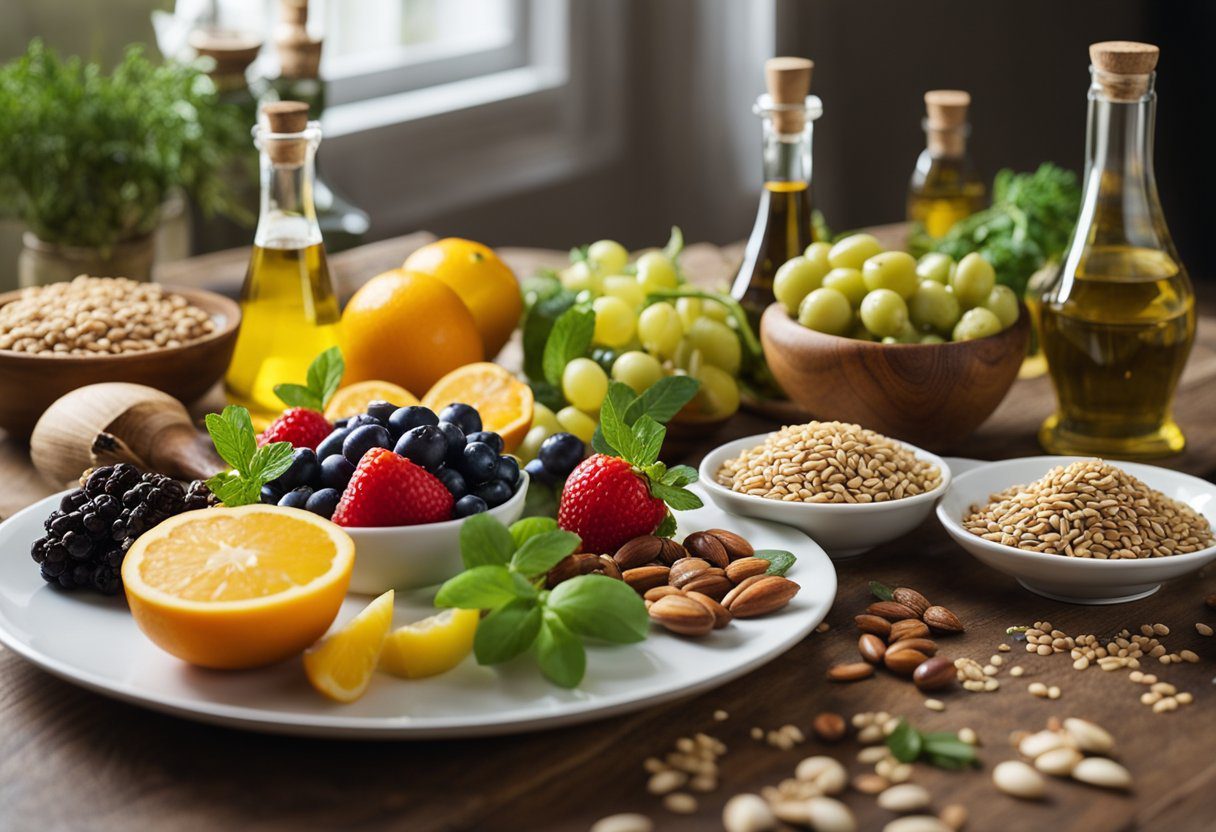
[
  {"left": 325, "top": 379, "right": 419, "bottom": 420},
  {"left": 122, "top": 506, "right": 354, "bottom": 670},
  {"left": 421, "top": 362, "right": 534, "bottom": 452},
  {"left": 304, "top": 590, "right": 395, "bottom": 703}
]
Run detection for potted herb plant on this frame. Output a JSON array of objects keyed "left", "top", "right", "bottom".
[{"left": 0, "top": 40, "right": 248, "bottom": 286}]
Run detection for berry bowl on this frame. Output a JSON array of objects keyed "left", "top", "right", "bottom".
[
  {"left": 343, "top": 471, "right": 529, "bottom": 594},
  {"left": 936, "top": 456, "right": 1216, "bottom": 604},
  {"left": 697, "top": 433, "right": 950, "bottom": 559}
]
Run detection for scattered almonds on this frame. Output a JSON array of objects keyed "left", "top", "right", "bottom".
[
  {"left": 590, "top": 813, "right": 653, "bottom": 832},
  {"left": 993, "top": 760, "right": 1046, "bottom": 799}
]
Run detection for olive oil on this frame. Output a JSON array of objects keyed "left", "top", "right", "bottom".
[
  {"left": 907, "top": 91, "right": 985, "bottom": 239},
  {"left": 733, "top": 180, "right": 814, "bottom": 325}
]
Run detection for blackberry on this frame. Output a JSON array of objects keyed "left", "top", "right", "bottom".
[{"left": 31, "top": 464, "right": 214, "bottom": 595}]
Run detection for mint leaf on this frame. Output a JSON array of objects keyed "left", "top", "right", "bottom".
[
  {"left": 662, "top": 226, "right": 685, "bottom": 262},
  {"left": 591, "top": 425, "right": 615, "bottom": 456},
  {"left": 598, "top": 381, "right": 637, "bottom": 460},
  {"left": 510, "top": 530, "right": 581, "bottom": 578},
  {"left": 542, "top": 307, "right": 595, "bottom": 388},
  {"left": 662, "top": 465, "right": 698, "bottom": 487},
  {"left": 887, "top": 720, "right": 923, "bottom": 763},
  {"left": 205, "top": 405, "right": 257, "bottom": 472},
  {"left": 435, "top": 565, "right": 521, "bottom": 610},
  {"left": 460, "top": 513, "right": 516, "bottom": 569},
  {"left": 547, "top": 574, "right": 648, "bottom": 644},
  {"left": 509, "top": 517, "right": 558, "bottom": 548},
  {"left": 647, "top": 480, "right": 703, "bottom": 511},
  {"left": 569, "top": 244, "right": 589, "bottom": 263},
  {"left": 655, "top": 511, "right": 677, "bottom": 538},
  {"left": 624, "top": 375, "right": 700, "bottom": 425},
  {"left": 307, "top": 346, "right": 345, "bottom": 408},
  {"left": 756, "top": 549, "right": 796, "bottom": 577},
  {"left": 869, "top": 580, "right": 895, "bottom": 601},
  {"left": 523, "top": 291, "right": 577, "bottom": 382},
  {"left": 631, "top": 415, "right": 665, "bottom": 467},
  {"left": 205, "top": 470, "right": 258, "bottom": 507},
  {"left": 473, "top": 598, "right": 542, "bottom": 665},
  {"left": 535, "top": 611, "right": 586, "bottom": 688},
  {"left": 922, "top": 732, "right": 976, "bottom": 768},
  {"left": 249, "top": 441, "right": 294, "bottom": 483},
  {"left": 273, "top": 383, "right": 321, "bottom": 411}
]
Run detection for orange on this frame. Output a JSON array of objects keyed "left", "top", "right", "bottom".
[
  {"left": 422, "top": 362, "right": 534, "bottom": 452},
  {"left": 341, "top": 269, "right": 484, "bottom": 395},
  {"left": 122, "top": 506, "right": 355, "bottom": 670},
  {"left": 403, "top": 238, "right": 523, "bottom": 358},
  {"left": 304, "top": 590, "right": 395, "bottom": 703},
  {"left": 324, "top": 380, "right": 419, "bottom": 420}
]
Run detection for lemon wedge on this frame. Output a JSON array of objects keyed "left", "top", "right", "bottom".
[
  {"left": 304, "top": 590, "right": 395, "bottom": 702},
  {"left": 378, "top": 608, "right": 480, "bottom": 679}
]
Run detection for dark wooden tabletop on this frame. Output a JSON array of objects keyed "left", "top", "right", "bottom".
[{"left": 2, "top": 234, "right": 1215, "bottom": 832}]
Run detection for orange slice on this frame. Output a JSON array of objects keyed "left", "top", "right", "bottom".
[
  {"left": 325, "top": 379, "right": 419, "bottom": 421},
  {"left": 421, "top": 362, "right": 534, "bottom": 452},
  {"left": 304, "top": 590, "right": 395, "bottom": 703},
  {"left": 122, "top": 506, "right": 355, "bottom": 670}
]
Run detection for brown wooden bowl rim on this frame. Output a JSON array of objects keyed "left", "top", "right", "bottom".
[{"left": 0, "top": 285, "right": 241, "bottom": 364}]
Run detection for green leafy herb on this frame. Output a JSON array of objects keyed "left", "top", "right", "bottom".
[
  {"left": 522, "top": 289, "right": 578, "bottom": 384},
  {"left": 536, "top": 611, "right": 586, "bottom": 687},
  {"left": 886, "top": 719, "right": 978, "bottom": 770},
  {"left": 592, "top": 376, "right": 699, "bottom": 456},
  {"left": 274, "top": 347, "right": 345, "bottom": 411},
  {"left": 510, "top": 530, "right": 582, "bottom": 576},
  {"left": 756, "top": 549, "right": 797, "bottom": 576},
  {"left": 459, "top": 512, "right": 516, "bottom": 569},
  {"left": 473, "top": 599, "right": 543, "bottom": 665},
  {"left": 887, "top": 719, "right": 924, "bottom": 763},
  {"left": 547, "top": 574, "right": 649, "bottom": 643},
  {"left": 509, "top": 517, "right": 558, "bottom": 548},
  {"left": 203, "top": 406, "right": 294, "bottom": 506},
  {"left": 542, "top": 307, "right": 596, "bottom": 388},
  {"left": 869, "top": 580, "right": 895, "bottom": 601},
  {"left": 655, "top": 512, "right": 678, "bottom": 538}
]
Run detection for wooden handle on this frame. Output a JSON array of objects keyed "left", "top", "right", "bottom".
[
  {"left": 147, "top": 423, "right": 226, "bottom": 482},
  {"left": 765, "top": 57, "right": 814, "bottom": 134}
]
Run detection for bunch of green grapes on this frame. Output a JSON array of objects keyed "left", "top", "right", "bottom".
[{"left": 774, "top": 233, "right": 1020, "bottom": 345}]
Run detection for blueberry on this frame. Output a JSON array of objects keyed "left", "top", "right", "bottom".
[
  {"left": 277, "top": 447, "right": 321, "bottom": 491},
  {"left": 260, "top": 483, "right": 283, "bottom": 505},
  {"left": 438, "top": 420, "right": 467, "bottom": 465},
  {"left": 388, "top": 405, "right": 439, "bottom": 437},
  {"left": 496, "top": 455, "right": 520, "bottom": 487},
  {"left": 304, "top": 488, "right": 341, "bottom": 519},
  {"left": 460, "top": 441, "right": 499, "bottom": 484},
  {"left": 365, "top": 400, "right": 397, "bottom": 422},
  {"left": 320, "top": 454, "right": 356, "bottom": 491},
  {"left": 453, "top": 494, "right": 488, "bottom": 518},
  {"left": 278, "top": 486, "right": 313, "bottom": 509},
  {"left": 394, "top": 424, "right": 447, "bottom": 471},
  {"left": 343, "top": 424, "right": 392, "bottom": 465},
  {"left": 465, "top": 431, "right": 504, "bottom": 454},
  {"left": 474, "top": 479, "right": 512, "bottom": 508},
  {"left": 439, "top": 402, "right": 482, "bottom": 435},
  {"left": 347, "top": 413, "right": 385, "bottom": 429},
  {"left": 333, "top": 417, "right": 350, "bottom": 429},
  {"left": 435, "top": 466, "right": 468, "bottom": 499},
  {"left": 539, "top": 432, "right": 585, "bottom": 477},
  {"left": 316, "top": 428, "right": 350, "bottom": 461},
  {"left": 524, "top": 458, "right": 559, "bottom": 488}
]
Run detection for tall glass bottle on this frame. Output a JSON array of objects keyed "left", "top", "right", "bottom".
[
  {"left": 907, "top": 90, "right": 985, "bottom": 239},
  {"left": 224, "top": 101, "right": 341, "bottom": 419},
  {"left": 1036, "top": 41, "right": 1194, "bottom": 457},
  {"left": 731, "top": 57, "right": 822, "bottom": 329}
]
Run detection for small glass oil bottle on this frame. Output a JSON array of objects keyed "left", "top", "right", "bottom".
[
  {"left": 224, "top": 101, "right": 341, "bottom": 419},
  {"left": 907, "top": 90, "right": 986, "bottom": 238},
  {"left": 731, "top": 57, "right": 822, "bottom": 328},
  {"left": 1037, "top": 41, "right": 1195, "bottom": 457}
]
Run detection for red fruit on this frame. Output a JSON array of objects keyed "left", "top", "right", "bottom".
[
  {"left": 558, "top": 454, "right": 667, "bottom": 553},
  {"left": 332, "top": 448, "right": 453, "bottom": 527},
  {"left": 258, "top": 408, "right": 332, "bottom": 450}
]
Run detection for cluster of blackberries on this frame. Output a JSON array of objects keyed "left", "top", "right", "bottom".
[{"left": 30, "top": 464, "right": 213, "bottom": 594}]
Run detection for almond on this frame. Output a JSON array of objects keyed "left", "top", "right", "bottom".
[
  {"left": 644, "top": 585, "right": 683, "bottom": 602},
  {"left": 686, "top": 590, "right": 732, "bottom": 628},
  {"left": 724, "top": 575, "right": 800, "bottom": 617},
  {"left": 826, "top": 662, "right": 875, "bottom": 682},
  {"left": 649, "top": 594, "right": 715, "bottom": 636},
  {"left": 623, "top": 564, "right": 670, "bottom": 594},
  {"left": 884, "top": 648, "right": 930, "bottom": 675},
  {"left": 668, "top": 557, "right": 712, "bottom": 588},
  {"left": 888, "top": 619, "right": 930, "bottom": 643},
  {"left": 681, "top": 570, "right": 732, "bottom": 601},
  {"left": 721, "top": 574, "right": 765, "bottom": 608},
  {"left": 888, "top": 637, "right": 938, "bottom": 656},
  {"left": 867, "top": 600, "right": 920, "bottom": 621},
  {"left": 892, "top": 587, "right": 931, "bottom": 617},
  {"left": 923, "top": 605, "right": 965, "bottom": 633},
  {"left": 546, "top": 553, "right": 618, "bottom": 587},
  {"left": 613, "top": 536, "right": 666, "bottom": 570},
  {"left": 853, "top": 614, "right": 892, "bottom": 638},
  {"left": 704, "top": 528, "right": 755, "bottom": 560},
  {"left": 683, "top": 531, "right": 730, "bottom": 568},
  {"left": 811, "top": 712, "right": 846, "bottom": 742},
  {"left": 725, "top": 557, "right": 770, "bottom": 584},
  {"left": 858, "top": 633, "right": 887, "bottom": 664},
  {"left": 655, "top": 538, "right": 689, "bottom": 565},
  {"left": 912, "top": 656, "right": 955, "bottom": 691}
]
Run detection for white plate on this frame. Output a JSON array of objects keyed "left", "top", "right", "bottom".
[{"left": 0, "top": 484, "right": 836, "bottom": 739}]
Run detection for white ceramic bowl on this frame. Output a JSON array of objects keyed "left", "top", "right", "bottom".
[
  {"left": 345, "top": 473, "right": 529, "bottom": 594},
  {"left": 937, "top": 456, "right": 1216, "bottom": 604},
  {"left": 698, "top": 434, "right": 951, "bottom": 559}
]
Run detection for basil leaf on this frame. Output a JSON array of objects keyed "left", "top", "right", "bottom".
[
  {"left": 523, "top": 291, "right": 577, "bottom": 382},
  {"left": 509, "top": 517, "right": 558, "bottom": 548},
  {"left": 510, "top": 530, "right": 581, "bottom": 578},
  {"left": 459, "top": 513, "right": 516, "bottom": 569},
  {"left": 631, "top": 415, "right": 665, "bottom": 467},
  {"left": 662, "top": 464, "right": 699, "bottom": 487},
  {"left": 755, "top": 549, "right": 796, "bottom": 577},
  {"left": 435, "top": 565, "right": 520, "bottom": 610},
  {"left": 623, "top": 375, "right": 699, "bottom": 426},
  {"left": 869, "top": 580, "right": 895, "bottom": 601},
  {"left": 249, "top": 441, "right": 294, "bottom": 483},
  {"left": 542, "top": 307, "right": 595, "bottom": 388},
  {"left": 204, "top": 405, "right": 256, "bottom": 472},
  {"left": 886, "top": 720, "right": 923, "bottom": 763},
  {"left": 307, "top": 346, "right": 345, "bottom": 408},
  {"left": 273, "top": 382, "right": 321, "bottom": 411},
  {"left": 547, "top": 574, "right": 648, "bottom": 644},
  {"left": 535, "top": 611, "right": 586, "bottom": 688},
  {"left": 655, "top": 511, "right": 677, "bottom": 538},
  {"left": 598, "top": 381, "right": 638, "bottom": 461},
  {"left": 922, "top": 732, "right": 977, "bottom": 767},
  {"left": 473, "top": 598, "right": 542, "bottom": 665},
  {"left": 647, "top": 480, "right": 703, "bottom": 511}
]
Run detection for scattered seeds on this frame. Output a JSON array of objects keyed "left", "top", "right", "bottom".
[
  {"left": 662, "top": 793, "right": 698, "bottom": 814},
  {"left": 1195, "top": 622, "right": 1212, "bottom": 637},
  {"left": 591, "top": 813, "right": 654, "bottom": 832},
  {"left": 939, "top": 804, "right": 968, "bottom": 831},
  {"left": 1071, "top": 757, "right": 1132, "bottom": 790},
  {"left": 878, "top": 783, "right": 932, "bottom": 813},
  {"left": 714, "top": 709, "right": 729, "bottom": 721},
  {"left": 924, "top": 698, "right": 945, "bottom": 711},
  {"left": 722, "top": 794, "right": 775, "bottom": 832},
  {"left": 993, "top": 760, "right": 1046, "bottom": 799}
]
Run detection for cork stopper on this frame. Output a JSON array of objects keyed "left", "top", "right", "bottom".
[
  {"left": 261, "top": 101, "right": 310, "bottom": 166},
  {"left": 1089, "top": 41, "right": 1159, "bottom": 101},
  {"left": 765, "top": 57, "right": 814, "bottom": 134},
  {"left": 276, "top": 0, "right": 322, "bottom": 79},
  {"left": 924, "top": 90, "right": 970, "bottom": 129},
  {"left": 188, "top": 29, "right": 263, "bottom": 80}
]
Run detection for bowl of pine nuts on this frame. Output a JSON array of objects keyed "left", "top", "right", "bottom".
[{"left": 0, "top": 277, "right": 240, "bottom": 437}]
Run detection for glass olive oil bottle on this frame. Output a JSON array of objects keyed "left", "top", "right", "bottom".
[
  {"left": 1036, "top": 42, "right": 1194, "bottom": 457},
  {"left": 907, "top": 90, "right": 985, "bottom": 238},
  {"left": 731, "top": 57, "right": 823, "bottom": 329},
  {"left": 224, "top": 101, "right": 341, "bottom": 420}
]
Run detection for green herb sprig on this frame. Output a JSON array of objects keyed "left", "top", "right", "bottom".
[
  {"left": 204, "top": 406, "right": 294, "bottom": 507},
  {"left": 273, "top": 347, "right": 345, "bottom": 411},
  {"left": 887, "top": 719, "right": 978, "bottom": 770}
]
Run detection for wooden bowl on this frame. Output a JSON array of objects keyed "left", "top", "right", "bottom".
[
  {"left": 0, "top": 286, "right": 241, "bottom": 438},
  {"left": 760, "top": 303, "right": 1031, "bottom": 451}
]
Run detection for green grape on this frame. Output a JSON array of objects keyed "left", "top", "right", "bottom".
[
  {"left": 531, "top": 401, "right": 561, "bottom": 433},
  {"left": 562, "top": 357, "right": 609, "bottom": 412},
  {"left": 849, "top": 320, "right": 877, "bottom": 341},
  {"left": 951, "top": 252, "right": 996, "bottom": 308},
  {"left": 916, "top": 252, "right": 955, "bottom": 284},
  {"left": 859, "top": 288, "right": 909, "bottom": 338},
  {"left": 592, "top": 296, "right": 637, "bottom": 347},
  {"left": 952, "top": 307, "right": 1003, "bottom": 341},
  {"left": 828, "top": 233, "right": 883, "bottom": 270},
  {"left": 518, "top": 424, "right": 550, "bottom": 461},
  {"left": 636, "top": 252, "right": 678, "bottom": 293},
  {"left": 587, "top": 239, "right": 628, "bottom": 275},
  {"left": 984, "top": 284, "right": 1020, "bottom": 329},
  {"left": 676, "top": 296, "right": 703, "bottom": 329},
  {"left": 892, "top": 322, "right": 921, "bottom": 343},
  {"left": 701, "top": 299, "right": 730, "bottom": 322},
  {"left": 862, "top": 251, "right": 919, "bottom": 299},
  {"left": 638, "top": 301, "right": 684, "bottom": 357},
  {"left": 797, "top": 287, "right": 853, "bottom": 336},
  {"left": 908, "top": 280, "right": 961, "bottom": 335},
  {"left": 556, "top": 406, "right": 598, "bottom": 444},
  {"left": 687, "top": 317, "right": 741, "bottom": 373},
  {"left": 822, "top": 267, "right": 867, "bottom": 307},
  {"left": 774, "top": 255, "right": 829, "bottom": 314},
  {"left": 560, "top": 260, "right": 598, "bottom": 293},
  {"left": 692, "top": 364, "right": 741, "bottom": 419},
  {"left": 804, "top": 241, "right": 833, "bottom": 273},
  {"left": 611, "top": 350, "right": 663, "bottom": 394},
  {"left": 603, "top": 275, "right": 645, "bottom": 309},
  {"left": 920, "top": 333, "right": 946, "bottom": 344}
]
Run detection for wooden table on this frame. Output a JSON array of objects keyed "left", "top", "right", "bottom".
[{"left": 2, "top": 236, "right": 1215, "bottom": 832}]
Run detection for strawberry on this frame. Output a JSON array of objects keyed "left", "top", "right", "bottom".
[
  {"left": 558, "top": 454, "right": 669, "bottom": 553},
  {"left": 257, "top": 407, "right": 332, "bottom": 450},
  {"left": 332, "top": 448, "right": 453, "bottom": 527}
]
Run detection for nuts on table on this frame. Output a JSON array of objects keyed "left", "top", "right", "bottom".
[
  {"left": 868, "top": 601, "right": 920, "bottom": 621},
  {"left": 884, "top": 648, "right": 931, "bottom": 676},
  {"left": 854, "top": 614, "right": 893, "bottom": 638},
  {"left": 892, "top": 587, "right": 932, "bottom": 617},
  {"left": 827, "top": 662, "right": 875, "bottom": 682},
  {"left": 723, "top": 575, "right": 800, "bottom": 617},
  {"left": 888, "top": 637, "right": 938, "bottom": 657},
  {"left": 811, "top": 712, "right": 847, "bottom": 742},
  {"left": 858, "top": 634, "right": 887, "bottom": 664},
  {"left": 889, "top": 618, "right": 931, "bottom": 643},
  {"left": 912, "top": 656, "right": 955, "bottom": 691},
  {"left": 923, "top": 605, "right": 965, "bottom": 633}
]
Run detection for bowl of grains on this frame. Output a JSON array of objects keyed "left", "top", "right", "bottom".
[
  {"left": 0, "top": 276, "right": 240, "bottom": 437},
  {"left": 938, "top": 456, "right": 1216, "bottom": 604},
  {"left": 700, "top": 422, "right": 949, "bottom": 558}
]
